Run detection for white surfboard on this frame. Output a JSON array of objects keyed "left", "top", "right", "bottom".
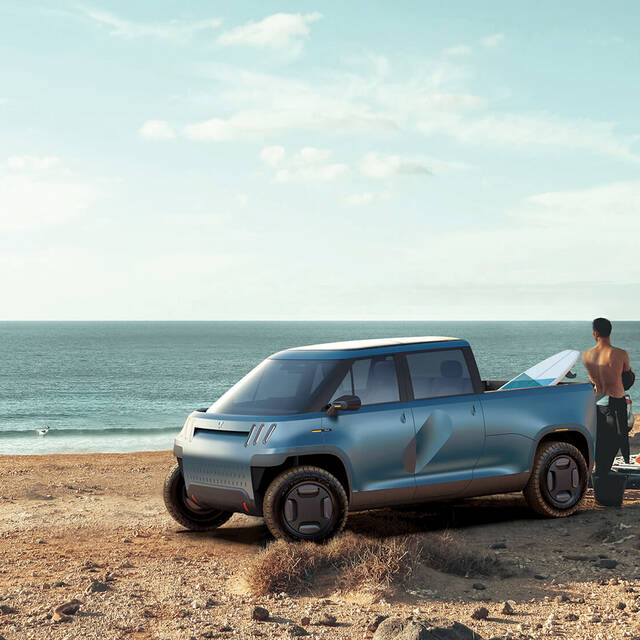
[{"left": 499, "top": 350, "right": 580, "bottom": 391}]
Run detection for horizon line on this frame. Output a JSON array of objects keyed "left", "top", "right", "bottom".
[{"left": 0, "top": 319, "right": 623, "bottom": 323}]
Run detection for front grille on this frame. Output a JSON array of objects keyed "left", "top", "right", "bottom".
[{"left": 186, "top": 461, "right": 251, "bottom": 490}]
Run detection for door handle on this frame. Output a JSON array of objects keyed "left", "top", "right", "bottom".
[
  {"left": 470, "top": 404, "right": 476, "bottom": 416},
  {"left": 400, "top": 411, "right": 407, "bottom": 423}
]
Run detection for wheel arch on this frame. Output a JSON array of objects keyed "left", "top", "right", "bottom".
[{"left": 535, "top": 426, "right": 592, "bottom": 469}]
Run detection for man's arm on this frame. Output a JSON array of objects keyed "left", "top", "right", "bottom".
[{"left": 623, "top": 349, "right": 631, "bottom": 372}]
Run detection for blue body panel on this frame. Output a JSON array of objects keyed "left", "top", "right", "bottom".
[
  {"left": 175, "top": 338, "right": 596, "bottom": 515},
  {"left": 475, "top": 383, "right": 596, "bottom": 481}
]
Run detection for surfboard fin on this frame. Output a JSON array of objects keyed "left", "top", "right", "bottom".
[{"left": 565, "top": 370, "right": 577, "bottom": 379}]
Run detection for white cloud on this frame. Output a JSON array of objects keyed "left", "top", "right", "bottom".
[
  {"left": 443, "top": 44, "right": 472, "bottom": 56},
  {"left": 360, "top": 153, "right": 432, "bottom": 179},
  {"left": 139, "top": 120, "right": 176, "bottom": 140},
  {"left": 217, "top": 12, "right": 322, "bottom": 54},
  {"left": 183, "top": 107, "right": 395, "bottom": 141},
  {"left": 418, "top": 112, "right": 640, "bottom": 162},
  {"left": 6, "top": 156, "right": 61, "bottom": 170},
  {"left": 264, "top": 146, "right": 348, "bottom": 183},
  {"left": 0, "top": 159, "right": 97, "bottom": 231},
  {"left": 0, "top": 98, "right": 8, "bottom": 105},
  {"left": 79, "top": 6, "right": 220, "bottom": 40},
  {"left": 260, "top": 146, "right": 286, "bottom": 168},
  {"left": 413, "top": 93, "right": 485, "bottom": 112},
  {"left": 345, "top": 192, "right": 375, "bottom": 206},
  {"left": 181, "top": 61, "right": 406, "bottom": 141},
  {"left": 181, "top": 60, "right": 478, "bottom": 141},
  {"left": 292, "top": 147, "right": 332, "bottom": 166},
  {"left": 481, "top": 33, "right": 504, "bottom": 48},
  {"left": 182, "top": 58, "right": 637, "bottom": 164},
  {"left": 275, "top": 163, "right": 348, "bottom": 183},
  {"left": 236, "top": 193, "right": 249, "bottom": 208}
]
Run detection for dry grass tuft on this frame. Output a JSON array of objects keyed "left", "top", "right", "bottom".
[
  {"left": 421, "top": 530, "right": 509, "bottom": 578},
  {"left": 246, "top": 530, "right": 512, "bottom": 596},
  {"left": 246, "top": 538, "right": 324, "bottom": 596},
  {"left": 330, "top": 533, "right": 423, "bottom": 593}
]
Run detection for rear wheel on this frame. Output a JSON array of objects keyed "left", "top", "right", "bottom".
[
  {"left": 163, "top": 463, "right": 233, "bottom": 531},
  {"left": 263, "top": 466, "right": 348, "bottom": 542},
  {"left": 523, "top": 441, "right": 588, "bottom": 517}
]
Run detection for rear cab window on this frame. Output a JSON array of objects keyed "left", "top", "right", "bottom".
[{"left": 406, "top": 349, "right": 473, "bottom": 399}]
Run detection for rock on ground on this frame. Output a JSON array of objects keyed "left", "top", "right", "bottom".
[
  {"left": 251, "top": 605, "right": 269, "bottom": 621},
  {"left": 373, "top": 618, "right": 482, "bottom": 640},
  {"left": 471, "top": 606, "right": 489, "bottom": 620}
]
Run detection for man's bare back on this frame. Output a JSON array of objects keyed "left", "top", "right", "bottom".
[{"left": 582, "top": 344, "right": 629, "bottom": 398}]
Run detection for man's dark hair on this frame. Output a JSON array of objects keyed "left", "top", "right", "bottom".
[{"left": 592, "top": 317, "right": 612, "bottom": 338}]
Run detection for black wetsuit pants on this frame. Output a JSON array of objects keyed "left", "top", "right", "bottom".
[{"left": 595, "top": 396, "right": 629, "bottom": 472}]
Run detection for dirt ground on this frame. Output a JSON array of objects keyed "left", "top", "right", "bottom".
[{"left": 2, "top": 450, "right": 640, "bottom": 640}]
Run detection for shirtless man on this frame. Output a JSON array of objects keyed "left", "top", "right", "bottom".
[{"left": 582, "top": 317, "right": 632, "bottom": 468}]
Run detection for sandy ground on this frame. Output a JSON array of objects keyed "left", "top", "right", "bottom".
[{"left": 3, "top": 448, "right": 640, "bottom": 640}]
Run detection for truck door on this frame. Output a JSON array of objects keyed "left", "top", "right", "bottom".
[
  {"left": 322, "top": 355, "right": 416, "bottom": 508},
  {"left": 402, "top": 348, "right": 486, "bottom": 499}
]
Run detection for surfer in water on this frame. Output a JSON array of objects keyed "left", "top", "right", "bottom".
[{"left": 582, "top": 317, "right": 633, "bottom": 468}]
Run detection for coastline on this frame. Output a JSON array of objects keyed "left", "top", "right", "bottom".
[{"left": 3, "top": 413, "right": 638, "bottom": 458}]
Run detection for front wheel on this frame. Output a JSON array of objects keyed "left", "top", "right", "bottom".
[
  {"left": 523, "top": 441, "right": 588, "bottom": 517},
  {"left": 163, "top": 463, "right": 233, "bottom": 531},
  {"left": 263, "top": 466, "right": 348, "bottom": 542}
]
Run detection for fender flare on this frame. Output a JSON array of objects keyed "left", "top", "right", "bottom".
[{"left": 250, "top": 446, "right": 355, "bottom": 499}]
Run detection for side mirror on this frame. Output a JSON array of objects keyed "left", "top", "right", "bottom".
[{"left": 326, "top": 394, "right": 361, "bottom": 417}]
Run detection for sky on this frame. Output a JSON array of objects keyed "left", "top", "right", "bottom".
[{"left": 1, "top": 1, "right": 640, "bottom": 320}]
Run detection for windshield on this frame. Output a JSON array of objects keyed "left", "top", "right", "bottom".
[{"left": 208, "top": 358, "right": 343, "bottom": 416}]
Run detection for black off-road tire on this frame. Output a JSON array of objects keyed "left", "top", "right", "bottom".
[
  {"left": 523, "top": 441, "right": 588, "bottom": 517},
  {"left": 263, "top": 466, "right": 348, "bottom": 542},
  {"left": 163, "top": 463, "right": 233, "bottom": 531}
]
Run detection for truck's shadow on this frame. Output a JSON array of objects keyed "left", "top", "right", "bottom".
[
  {"left": 182, "top": 490, "right": 638, "bottom": 551},
  {"left": 186, "top": 492, "right": 551, "bottom": 546},
  {"left": 348, "top": 493, "right": 539, "bottom": 537}
]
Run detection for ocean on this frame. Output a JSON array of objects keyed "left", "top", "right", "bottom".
[{"left": 1, "top": 321, "right": 639, "bottom": 456}]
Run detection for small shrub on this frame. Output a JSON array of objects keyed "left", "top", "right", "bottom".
[
  {"left": 422, "top": 530, "right": 513, "bottom": 578},
  {"left": 246, "top": 539, "right": 323, "bottom": 595},
  {"left": 245, "top": 530, "right": 511, "bottom": 596}
]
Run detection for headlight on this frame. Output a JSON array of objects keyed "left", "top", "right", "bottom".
[{"left": 178, "top": 415, "right": 196, "bottom": 442}]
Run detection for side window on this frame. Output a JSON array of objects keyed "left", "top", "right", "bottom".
[
  {"left": 330, "top": 368, "right": 353, "bottom": 400},
  {"left": 330, "top": 356, "right": 400, "bottom": 406},
  {"left": 406, "top": 349, "right": 473, "bottom": 399}
]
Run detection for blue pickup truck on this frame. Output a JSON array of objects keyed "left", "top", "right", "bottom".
[{"left": 164, "top": 337, "right": 596, "bottom": 542}]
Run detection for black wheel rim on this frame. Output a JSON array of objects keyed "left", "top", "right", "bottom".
[
  {"left": 544, "top": 455, "right": 581, "bottom": 508},
  {"left": 282, "top": 482, "right": 335, "bottom": 537}
]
